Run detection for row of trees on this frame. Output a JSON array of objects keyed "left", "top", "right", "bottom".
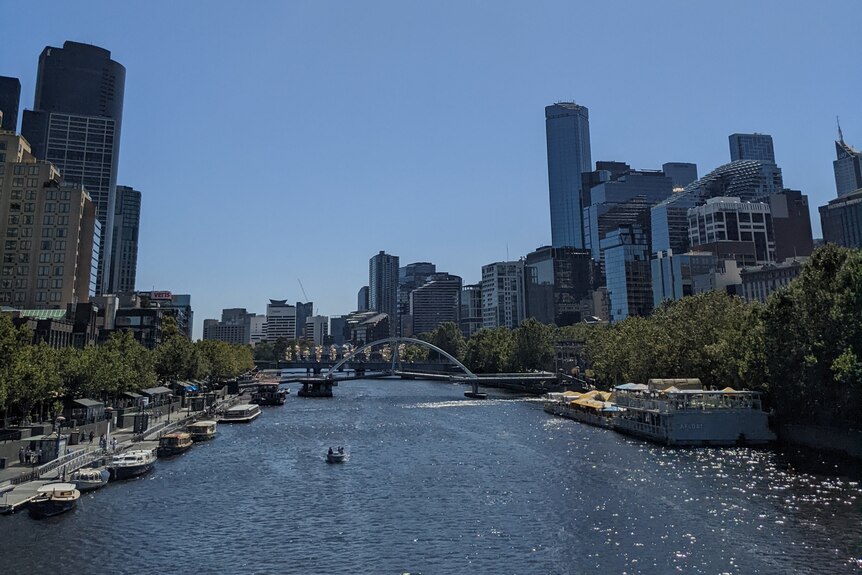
[
  {"left": 0, "top": 315, "right": 255, "bottom": 425},
  {"left": 419, "top": 245, "right": 861, "bottom": 431}
]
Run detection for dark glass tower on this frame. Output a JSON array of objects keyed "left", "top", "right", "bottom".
[
  {"left": 109, "top": 185, "right": 141, "bottom": 293},
  {"left": 22, "top": 41, "right": 126, "bottom": 294},
  {"left": 0, "top": 76, "right": 21, "bottom": 131}
]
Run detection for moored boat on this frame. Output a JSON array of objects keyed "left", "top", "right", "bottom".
[
  {"left": 187, "top": 420, "right": 218, "bottom": 441},
  {"left": 110, "top": 449, "right": 156, "bottom": 480},
  {"left": 326, "top": 447, "right": 347, "bottom": 463},
  {"left": 221, "top": 403, "right": 262, "bottom": 423},
  {"left": 252, "top": 382, "right": 288, "bottom": 406},
  {"left": 157, "top": 432, "right": 193, "bottom": 457},
  {"left": 29, "top": 483, "right": 80, "bottom": 518},
  {"left": 543, "top": 390, "right": 620, "bottom": 429},
  {"left": 612, "top": 379, "right": 776, "bottom": 446},
  {"left": 69, "top": 468, "right": 109, "bottom": 492}
]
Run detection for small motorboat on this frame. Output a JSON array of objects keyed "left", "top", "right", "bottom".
[
  {"left": 29, "top": 483, "right": 80, "bottom": 518},
  {"left": 326, "top": 447, "right": 347, "bottom": 464},
  {"left": 69, "top": 467, "right": 109, "bottom": 492},
  {"left": 157, "top": 432, "right": 193, "bottom": 457},
  {"left": 110, "top": 449, "right": 156, "bottom": 480}
]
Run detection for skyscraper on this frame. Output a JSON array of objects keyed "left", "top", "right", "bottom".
[
  {"left": 409, "top": 273, "right": 462, "bottom": 335},
  {"left": 368, "top": 251, "right": 399, "bottom": 336},
  {"left": 22, "top": 41, "right": 126, "bottom": 294},
  {"left": 0, "top": 76, "right": 21, "bottom": 131},
  {"left": 833, "top": 129, "right": 862, "bottom": 197},
  {"left": 109, "top": 185, "right": 140, "bottom": 293},
  {"left": 729, "top": 133, "right": 776, "bottom": 163},
  {"left": 481, "top": 261, "right": 525, "bottom": 329},
  {"left": 546, "top": 103, "right": 592, "bottom": 248}
]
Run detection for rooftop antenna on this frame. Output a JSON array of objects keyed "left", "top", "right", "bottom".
[
  {"left": 838, "top": 116, "right": 845, "bottom": 143},
  {"left": 506, "top": 243, "right": 509, "bottom": 261}
]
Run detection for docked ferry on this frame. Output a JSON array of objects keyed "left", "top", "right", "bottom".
[
  {"left": 187, "top": 420, "right": 218, "bottom": 441},
  {"left": 157, "top": 432, "right": 194, "bottom": 457},
  {"left": 612, "top": 379, "right": 775, "bottom": 446},
  {"left": 221, "top": 403, "right": 262, "bottom": 423},
  {"left": 29, "top": 483, "right": 80, "bottom": 518},
  {"left": 543, "top": 390, "right": 620, "bottom": 429},
  {"left": 252, "top": 382, "right": 288, "bottom": 406}
]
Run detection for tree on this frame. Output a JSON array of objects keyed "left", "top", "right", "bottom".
[
  {"left": 464, "top": 327, "right": 514, "bottom": 373},
  {"left": 511, "top": 318, "right": 554, "bottom": 371},
  {"left": 426, "top": 322, "right": 467, "bottom": 362}
]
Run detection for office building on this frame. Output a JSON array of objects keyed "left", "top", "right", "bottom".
[
  {"left": 651, "top": 250, "right": 717, "bottom": 308},
  {"left": 265, "top": 299, "right": 296, "bottom": 341},
  {"left": 134, "top": 291, "right": 193, "bottom": 339},
  {"left": 329, "top": 315, "right": 347, "bottom": 346},
  {"left": 108, "top": 185, "right": 140, "bottom": 293},
  {"left": 819, "top": 189, "right": 862, "bottom": 249},
  {"left": 602, "top": 225, "right": 652, "bottom": 322},
  {"left": 249, "top": 314, "right": 266, "bottom": 346},
  {"left": 524, "top": 246, "right": 597, "bottom": 326},
  {"left": 409, "top": 272, "right": 462, "bottom": 335},
  {"left": 546, "top": 102, "right": 592, "bottom": 248},
  {"left": 729, "top": 133, "right": 776, "bottom": 163},
  {"left": 767, "top": 189, "right": 813, "bottom": 261},
  {"left": 459, "top": 283, "right": 483, "bottom": 338},
  {"left": 833, "top": 128, "right": 862, "bottom": 197},
  {"left": 662, "top": 162, "right": 698, "bottom": 190},
  {"left": 295, "top": 301, "right": 313, "bottom": 340},
  {"left": 688, "top": 197, "right": 775, "bottom": 267},
  {"left": 0, "top": 76, "right": 21, "bottom": 131},
  {"left": 22, "top": 41, "right": 126, "bottom": 293},
  {"left": 582, "top": 167, "right": 673, "bottom": 263},
  {"left": 357, "top": 286, "right": 369, "bottom": 311},
  {"left": 692, "top": 259, "right": 743, "bottom": 296},
  {"left": 398, "top": 261, "right": 435, "bottom": 331},
  {"left": 0, "top": 132, "right": 99, "bottom": 309},
  {"left": 740, "top": 258, "right": 807, "bottom": 304},
  {"left": 481, "top": 260, "right": 525, "bottom": 329},
  {"left": 304, "top": 315, "right": 329, "bottom": 345},
  {"left": 343, "top": 310, "right": 389, "bottom": 345},
  {"left": 369, "top": 251, "right": 399, "bottom": 336},
  {"left": 202, "top": 308, "right": 253, "bottom": 345},
  {"left": 651, "top": 158, "right": 783, "bottom": 257}
]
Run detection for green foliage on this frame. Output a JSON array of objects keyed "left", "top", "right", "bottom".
[
  {"left": 511, "top": 318, "right": 554, "bottom": 371},
  {"left": 464, "top": 327, "right": 514, "bottom": 373},
  {"left": 197, "top": 340, "right": 255, "bottom": 381},
  {"left": 424, "top": 322, "right": 467, "bottom": 362}
]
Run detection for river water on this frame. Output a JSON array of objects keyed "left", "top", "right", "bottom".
[{"left": 0, "top": 379, "right": 860, "bottom": 574}]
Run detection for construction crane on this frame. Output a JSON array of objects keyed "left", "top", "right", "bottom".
[{"left": 297, "top": 279, "right": 315, "bottom": 314}]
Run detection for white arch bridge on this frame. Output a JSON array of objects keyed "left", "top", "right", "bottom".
[{"left": 291, "top": 337, "right": 560, "bottom": 398}]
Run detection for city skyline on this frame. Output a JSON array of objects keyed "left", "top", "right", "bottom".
[{"left": 2, "top": 2, "right": 860, "bottom": 337}]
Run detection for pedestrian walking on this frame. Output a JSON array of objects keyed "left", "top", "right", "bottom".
[
  {"left": 88, "top": 430, "right": 94, "bottom": 444},
  {"left": 18, "top": 446, "right": 25, "bottom": 465},
  {"left": 36, "top": 447, "right": 42, "bottom": 464},
  {"left": 110, "top": 437, "right": 117, "bottom": 452}
]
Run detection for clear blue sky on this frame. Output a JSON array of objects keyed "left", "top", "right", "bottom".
[{"left": 4, "top": 1, "right": 860, "bottom": 338}]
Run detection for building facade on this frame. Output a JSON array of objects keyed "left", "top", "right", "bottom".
[
  {"left": 249, "top": 314, "right": 266, "bottom": 346},
  {"left": 767, "top": 189, "right": 813, "bottom": 261},
  {"left": 740, "top": 258, "right": 806, "bottom": 304},
  {"left": 265, "top": 299, "right": 296, "bottom": 341},
  {"left": 524, "top": 246, "right": 596, "bottom": 326},
  {"left": 369, "top": 251, "right": 399, "bottom": 336},
  {"left": 661, "top": 162, "right": 698, "bottom": 190},
  {"left": 0, "top": 76, "right": 21, "bottom": 131},
  {"left": 304, "top": 315, "right": 329, "bottom": 346},
  {"left": 108, "top": 185, "right": 140, "bottom": 293},
  {"left": 546, "top": 102, "right": 592, "bottom": 248},
  {"left": 409, "top": 272, "right": 462, "bottom": 335},
  {"left": 22, "top": 41, "right": 126, "bottom": 294},
  {"left": 459, "top": 283, "right": 482, "bottom": 338},
  {"left": 357, "top": 286, "right": 369, "bottom": 312},
  {"left": 729, "top": 133, "right": 776, "bottom": 163},
  {"left": 687, "top": 197, "right": 775, "bottom": 267},
  {"left": 295, "top": 301, "right": 313, "bottom": 341},
  {"left": 481, "top": 260, "right": 525, "bottom": 329},
  {"left": 602, "top": 225, "right": 652, "bottom": 322},
  {"left": 0, "top": 132, "right": 99, "bottom": 309},
  {"left": 834, "top": 131, "right": 862, "bottom": 198},
  {"left": 202, "top": 307, "right": 253, "bottom": 345},
  {"left": 819, "top": 189, "right": 862, "bottom": 249},
  {"left": 650, "top": 250, "right": 717, "bottom": 308}
]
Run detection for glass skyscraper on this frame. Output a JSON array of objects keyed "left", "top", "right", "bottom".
[
  {"left": 109, "top": 185, "right": 140, "bottom": 293},
  {"left": 545, "top": 103, "right": 591, "bottom": 249},
  {"left": 369, "top": 251, "right": 399, "bottom": 336},
  {"left": 22, "top": 41, "right": 126, "bottom": 294},
  {"left": 833, "top": 132, "right": 862, "bottom": 197},
  {"left": 729, "top": 133, "right": 776, "bottom": 164}
]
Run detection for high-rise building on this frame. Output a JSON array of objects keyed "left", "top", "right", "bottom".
[
  {"left": 0, "top": 131, "right": 99, "bottom": 309},
  {"left": 546, "top": 102, "right": 591, "bottom": 248},
  {"left": 329, "top": 316, "right": 347, "bottom": 346},
  {"left": 108, "top": 185, "right": 140, "bottom": 293},
  {"left": 202, "top": 308, "right": 253, "bottom": 345},
  {"left": 369, "top": 251, "right": 399, "bottom": 336},
  {"left": 651, "top": 159, "right": 783, "bottom": 257},
  {"left": 833, "top": 129, "right": 862, "bottom": 198},
  {"left": 651, "top": 250, "right": 717, "bottom": 308},
  {"left": 304, "top": 315, "right": 329, "bottom": 345},
  {"left": 459, "top": 283, "right": 483, "bottom": 338},
  {"left": 687, "top": 197, "right": 775, "bottom": 267},
  {"left": 295, "top": 301, "right": 313, "bottom": 341},
  {"left": 249, "top": 314, "right": 266, "bottom": 346},
  {"left": 767, "top": 189, "right": 813, "bottom": 261},
  {"left": 0, "top": 76, "right": 21, "bottom": 131},
  {"left": 137, "top": 291, "right": 193, "bottom": 339},
  {"left": 740, "top": 258, "right": 807, "bottom": 304},
  {"left": 398, "top": 261, "right": 435, "bottom": 331},
  {"left": 524, "top": 246, "right": 597, "bottom": 326},
  {"left": 602, "top": 225, "right": 652, "bottom": 322},
  {"left": 819, "top": 189, "right": 862, "bottom": 249},
  {"left": 661, "top": 162, "right": 698, "bottom": 190},
  {"left": 409, "top": 272, "right": 462, "bottom": 335},
  {"left": 729, "top": 133, "right": 776, "bottom": 163},
  {"left": 21, "top": 41, "right": 126, "bottom": 294},
  {"left": 357, "top": 286, "right": 369, "bottom": 311},
  {"left": 265, "top": 299, "right": 296, "bottom": 341},
  {"left": 481, "top": 260, "right": 525, "bottom": 329}
]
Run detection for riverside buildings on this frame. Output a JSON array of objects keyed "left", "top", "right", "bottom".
[
  {"left": 820, "top": 130, "right": 862, "bottom": 249},
  {"left": 602, "top": 225, "right": 652, "bottom": 322},
  {"left": 0, "top": 131, "right": 99, "bottom": 309},
  {"left": 203, "top": 308, "right": 253, "bottom": 345},
  {"left": 21, "top": 41, "right": 126, "bottom": 294},
  {"left": 0, "top": 76, "right": 21, "bottom": 131},
  {"left": 109, "top": 185, "right": 140, "bottom": 293},
  {"left": 408, "top": 272, "right": 461, "bottom": 335},
  {"left": 546, "top": 102, "right": 591, "bottom": 248},
  {"left": 265, "top": 299, "right": 296, "bottom": 340},
  {"left": 369, "top": 251, "right": 399, "bottom": 336},
  {"left": 524, "top": 246, "right": 596, "bottom": 326},
  {"left": 481, "top": 261, "right": 525, "bottom": 329},
  {"left": 687, "top": 197, "right": 776, "bottom": 267},
  {"left": 459, "top": 283, "right": 482, "bottom": 338}
]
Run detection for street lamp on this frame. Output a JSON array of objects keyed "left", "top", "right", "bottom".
[{"left": 166, "top": 394, "right": 173, "bottom": 423}]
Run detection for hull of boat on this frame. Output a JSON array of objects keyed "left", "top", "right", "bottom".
[
  {"left": 157, "top": 443, "right": 193, "bottom": 457},
  {"left": 189, "top": 432, "right": 216, "bottom": 442},
  {"left": 221, "top": 411, "right": 261, "bottom": 423},
  {"left": 110, "top": 462, "right": 154, "bottom": 481},
  {"left": 29, "top": 498, "right": 78, "bottom": 518}
]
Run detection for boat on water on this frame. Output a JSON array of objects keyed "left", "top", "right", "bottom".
[
  {"left": 221, "top": 403, "right": 262, "bottom": 423},
  {"left": 326, "top": 447, "right": 347, "bottom": 464},
  {"left": 29, "top": 483, "right": 80, "bottom": 518},
  {"left": 187, "top": 420, "right": 218, "bottom": 441},
  {"left": 157, "top": 432, "right": 194, "bottom": 457},
  {"left": 110, "top": 449, "right": 156, "bottom": 480},
  {"left": 69, "top": 468, "right": 109, "bottom": 492},
  {"left": 612, "top": 379, "right": 776, "bottom": 446},
  {"left": 543, "top": 390, "right": 621, "bottom": 429},
  {"left": 252, "top": 382, "right": 288, "bottom": 406}
]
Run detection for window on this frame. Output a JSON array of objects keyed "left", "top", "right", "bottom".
[
  {"left": 53, "top": 252, "right": 65, "bottom": 263},
  {"left": 43, "top": 215, "right": 54, "bottom": 226},
  {"left": 59, "top": 203, "right": 70, "bottom": 213},
  {"left": 7, "top": 215, "right": 18, "bottom": 225},
  {"left": 12, "top": 177, "right": 23, "bottom": 186},
  {"left": 13, "top": 165, "right": 24, "bottom": 175},
  {"left": 14, "top": 279, "right": 26, "bottom": 289},
  {"left": 11, "top": 190, "right": 22, "bottom": 200},
  {"left": 23, "top": 203, "right": 33, "bottom": 212},
  {"left": 57, "top": 216, "right": 68, "bottom": 225},
  {"left": 56, "top": 228, "right": 66, "bottom": 238},
  {"left": 5, "top": 228, "right": 17, "bottom": 237},
  {"left": 42, "top": 228, "right": 54, "bottom": 238},
  {"left": 39, "top": 253, "right": 51, "bottom": 263},
  {"left": 38, "top": 266, "right": 49, "bottom": 276},
  {"left": 2, "top": 254, "right": 11, "bottom": 264},
  {"left": 51, "top": 292, "right": 61, "bottom": 302},
  {"left": 35, "top": 292, "right": 45, "bottom": 302},
  {"left": 41, "top": 240, "right": 51, "bottom": 250},
  {"left": 17, "top": 253, "right": 28, "bottom": 263},
  {"left": 26, "top": 178, "right": 38, "bottom": 187},
  {"left": 44, "top": 203, "right": 55, "bottom": 213},
  {"left": 46, "top": 191, "right": 56, "bottom": 200},
  {"left": 4, "top": 241, "right": 16, "bottom": 250},
  {"left": 53, "top": 266, "right": 63, "bottom": 277},
  {"left": 52, "top": 279, "right": 63, "bottom": 289},
  {"left": 36, "top": 279, "right": 47, "bottom": 289},
  {"left": 21, "top": 228, "right": 32, "bottom": 238},
  {"left": 26, "top": 191, "right": 36, "bottom": 200},
  {"left": 28, "top": 166, "right": 39, "bottom": 175},
  {"left": 19, "top": 241, "right": 30, "bottom": 250},
  {"left": 1, "top": 266, "right": 11, "bottom": 276}
]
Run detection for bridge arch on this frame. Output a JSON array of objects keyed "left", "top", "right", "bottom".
[{"left": 327, "top": 337, "right": 476, "bottom": 379}]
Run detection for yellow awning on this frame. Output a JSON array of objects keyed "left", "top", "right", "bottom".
[{"left": 720, "top": 387, "right": 736, "bottom": 392}]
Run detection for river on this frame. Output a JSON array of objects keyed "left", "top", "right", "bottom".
[{"left": 0, "top": 378, "right": 860, "bottom": 574}]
